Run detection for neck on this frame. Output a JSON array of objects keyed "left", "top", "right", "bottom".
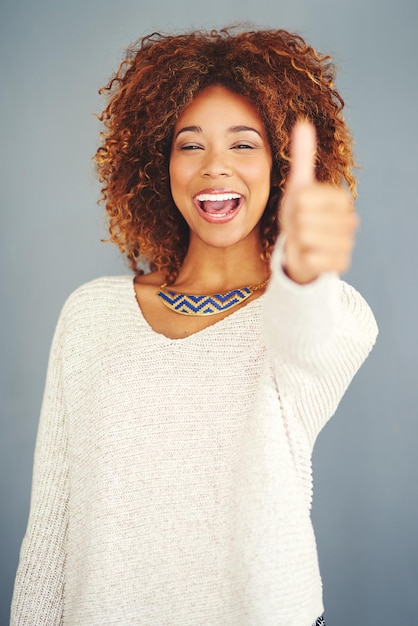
[{"left": 173, "top": 236, "right": 269, "bottom": 293}]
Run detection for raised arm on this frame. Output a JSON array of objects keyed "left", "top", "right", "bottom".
[{"left": 262, "top": 121, "right": 377, "bottom": 444}]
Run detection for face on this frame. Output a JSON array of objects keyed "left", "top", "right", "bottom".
[{"left": 169, "top": 85, "right": 273, "bottom": 251}]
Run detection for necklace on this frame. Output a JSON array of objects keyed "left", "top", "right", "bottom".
[{"left": 156, "top": 277, "right": 269, "bottom": 316}]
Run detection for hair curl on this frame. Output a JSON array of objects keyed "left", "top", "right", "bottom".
[{"left": 94, "top": 26, "right": 355, "bottom": 282}]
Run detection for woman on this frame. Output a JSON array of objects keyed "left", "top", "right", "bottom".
[{"left": 11, "top": 28, "right": 377, "bottom": 625}]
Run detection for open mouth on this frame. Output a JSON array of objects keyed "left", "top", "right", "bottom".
[{"left": 194, "top": 192, "right": 242, "bottom": 217}]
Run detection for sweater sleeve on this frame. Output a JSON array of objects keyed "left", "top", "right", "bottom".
[
  {"left": 11, "top": 308, "right": 69, "bottom": 625},
  {"left": 262, "top": 238, "right": 378, "bottom": 446}
]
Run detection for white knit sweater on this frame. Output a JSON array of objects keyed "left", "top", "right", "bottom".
[{"left": 11, "top": 250, "right": 377, "bottom": 626}]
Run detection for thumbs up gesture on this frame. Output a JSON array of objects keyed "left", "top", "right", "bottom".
[{"left": 280, "top": 121, "right": 359, "bottom": 284}]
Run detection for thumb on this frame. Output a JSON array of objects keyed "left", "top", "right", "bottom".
[{"left": 288, "top": 120, "right": 317, "bottom": 190}]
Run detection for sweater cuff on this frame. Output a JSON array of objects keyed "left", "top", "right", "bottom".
[
  {"left": 270, "top": 234, "right": 339, "bottom": 296},
  {"left": 262, "top": 236, "right": 343, "bottom": 354}
]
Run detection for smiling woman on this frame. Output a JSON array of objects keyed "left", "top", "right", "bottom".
[
  {"left": 169, "top": 85, "right": 272, "bottom": 244},
  {"left": 11, "top": 27, "right": 377, "bottom": 626}
]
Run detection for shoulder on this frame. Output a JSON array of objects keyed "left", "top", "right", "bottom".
[
  {"left": 57, "top": 275, "right": 135, "bottom": 329},
  {"left": 45, "top": 275, "right": 138, "bottom": 360},
  {"left": 134, "top": 270, "right": 165, "bottom": 287},
  {"left": 64, "top": 275, "right": 133, "bottom": 309}
]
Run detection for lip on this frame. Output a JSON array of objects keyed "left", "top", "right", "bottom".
[{"left": 192, "top": 188, "right": 244, "bottom": 225}]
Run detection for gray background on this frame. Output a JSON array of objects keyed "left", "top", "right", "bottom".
[{"left": 1, "top": 0, "right": 417, "bottom": 624}]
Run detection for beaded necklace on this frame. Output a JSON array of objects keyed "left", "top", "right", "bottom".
[{"left": 156, "top": 278, "right": 269, "bottom": 316}]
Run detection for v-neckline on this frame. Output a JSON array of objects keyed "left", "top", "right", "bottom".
[{"left": 129, "top": 277, "right": 264, "bottom": 343}]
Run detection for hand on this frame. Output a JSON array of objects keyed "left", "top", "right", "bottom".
[{"left": 279, "top": 121, "right": 359, "bottom": 284}]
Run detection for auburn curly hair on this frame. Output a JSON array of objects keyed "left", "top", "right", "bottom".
[{"left": 94, "top": 26, "right": 355, "bottom": 283}]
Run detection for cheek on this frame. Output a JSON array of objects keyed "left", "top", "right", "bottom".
[
  {"left": 168, "top": 162, "right": 193, "bottom": 219},
  {"left": 168, "top": 157, "right": 177, "bottom": 185},
  {"left": 168, "top": 165, "right": 182, "bottom": 202},
  {"left": 243, "top": 154, "right": 272, "bottom": 182},
  {"left": 169, "top": 158, "right": 192, "bottom": 196},
  {"left": 248, "top": 164, "right": 273, "bottom": 200}
]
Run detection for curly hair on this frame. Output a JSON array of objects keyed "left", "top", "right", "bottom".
[{"left": 94, "top": 26, "right": 355, "bottom": 283}]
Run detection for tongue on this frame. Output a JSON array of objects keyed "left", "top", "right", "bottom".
[{"left": 202, "top": 199, "right": 237, "bottom": 214}]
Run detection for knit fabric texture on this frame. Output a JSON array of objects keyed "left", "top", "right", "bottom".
[{"left": 11, "top": 251, "right": 377, "bottom": 626}]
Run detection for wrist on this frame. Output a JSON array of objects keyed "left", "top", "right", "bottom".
[{"left": 282, "top": 263, "right": 320, "bottom": 285}]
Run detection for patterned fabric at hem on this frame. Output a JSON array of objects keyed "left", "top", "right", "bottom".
[{"left": 313, "top": 616, "right": 326, "bottom": 626}]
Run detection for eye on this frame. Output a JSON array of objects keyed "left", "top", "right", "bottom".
[
  {"left": 178, "top": 143, "right": 204, "bottom": 151},
  {"left": 232, "top": 143, "right": 255, "bottom": 150}
]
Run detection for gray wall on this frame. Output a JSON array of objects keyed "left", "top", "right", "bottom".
[{"left": 1, "top": 0, "right": 417, "bottom": 623}]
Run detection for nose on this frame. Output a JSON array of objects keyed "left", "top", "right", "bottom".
[{"left": 200, "top": 149, "right": 232, "bottom": 178}]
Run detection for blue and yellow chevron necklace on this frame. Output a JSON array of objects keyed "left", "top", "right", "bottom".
[{"left": 156, "top": 277, "right": 269, "bottom": 316}]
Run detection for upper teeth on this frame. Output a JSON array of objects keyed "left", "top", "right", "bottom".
[{"left": 195, "top": 193, "right": 241, "bottom": 202}]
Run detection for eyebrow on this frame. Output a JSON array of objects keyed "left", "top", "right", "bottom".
[
  {"left": 174, "top": 125, "right": 263, "bottom": 139},
  {"left": 229, "top": 125, "right": 262, "bottom": 138}
]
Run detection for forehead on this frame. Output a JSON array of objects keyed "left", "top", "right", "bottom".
[{"left": 175, "top": 85, "right": 266, "bottom": 129}]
